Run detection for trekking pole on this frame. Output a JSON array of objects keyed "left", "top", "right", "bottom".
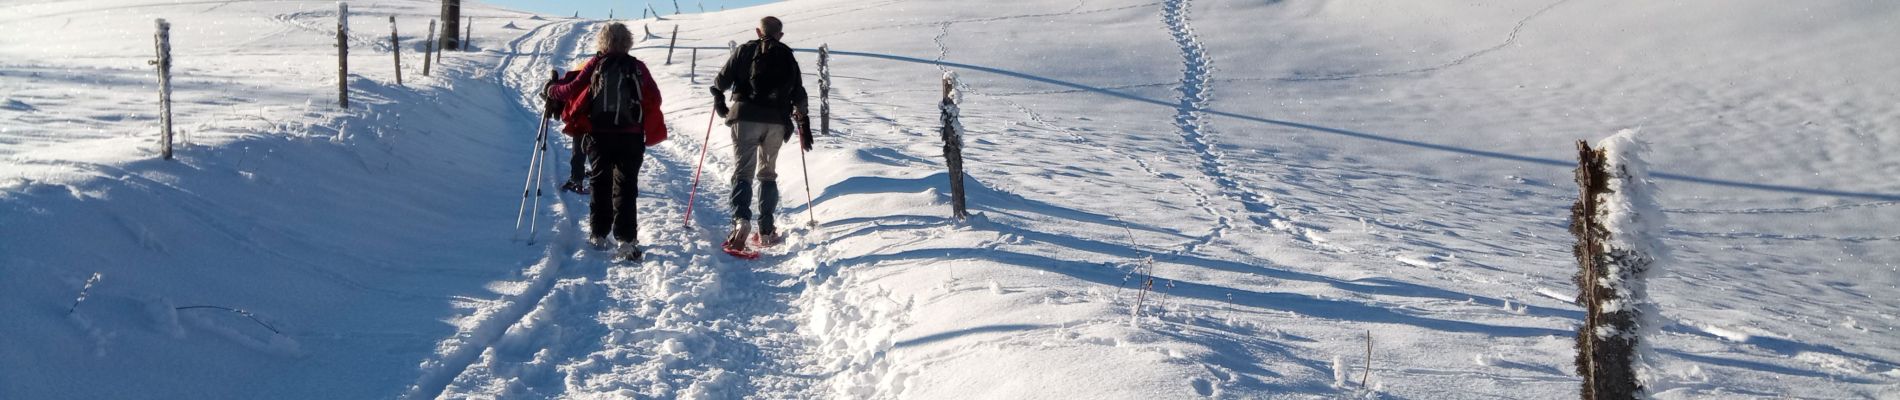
[
  {"left": 526, "top": 115, "right": 550, "bottom": 244},
  {"left": 521, "top": 69, "right": 557, "bottom": 243},
  {"left": 514, "top": 110, "right": 548, "bottom": 240},
  {"left": 797, "top": 135, "right": 816, "bottom": 227},
  {"left": 683, "top": 111, "right": 717, "bottom": 226}
]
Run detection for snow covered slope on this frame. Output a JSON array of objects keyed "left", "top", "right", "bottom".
[{"left": 3, "top": 0, "right": 1897, "bottom": 399}]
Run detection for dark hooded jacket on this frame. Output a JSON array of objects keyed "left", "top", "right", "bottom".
[{"left": 712, "top": 39, "right": 809, "bottom": 134}]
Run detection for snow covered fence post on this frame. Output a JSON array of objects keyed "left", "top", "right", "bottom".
[
  {"left": 665, "top": 25, "right": 678, "bottom": 65},
  {"left": 337, "top": 2, "right": 349, "bottom": 109},
  {"left": 939, "top": 72, "right": 970, "bottom": 220},
  {"left": 1570, "top": 130, "right": 1667, "bottom": 400},
  {"left": 819, "top": 44, "right": 831, "bottom": 136},
  {"left": 150, "top": 19, "right": 174, "bottom": 160},
  {"left": 423, "top": 19, "right": 435, "bottom": 76},
  {"left": 389, "top": 16, "right": 402, "bottom": 86}
]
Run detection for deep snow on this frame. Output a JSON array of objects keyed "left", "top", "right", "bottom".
[{"left": 2, "top": 0, "right": 1897, "bottom": 399}]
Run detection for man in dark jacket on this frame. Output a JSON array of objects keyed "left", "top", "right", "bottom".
[{"left": 710, "top": 16, "right": 813, "bottom": 250}]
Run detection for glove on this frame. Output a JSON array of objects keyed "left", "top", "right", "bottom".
[
  {"left": 796, "top": 113, "right": 814, "bottom": 151},
  {"left": 709, "top": 87, "right": 730, "bottom": 118},
  {"left": 545, "top": 98, "right": 565, "bottom": 117}
]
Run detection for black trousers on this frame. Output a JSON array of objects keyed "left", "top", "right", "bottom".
[
  {"left": 569, "top": 136, "right": 586, "bottom": 183},
  {"left": 585, "top": 134, "right": 645, "bottom": 243}
]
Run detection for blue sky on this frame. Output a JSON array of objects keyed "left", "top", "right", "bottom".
[{"left": 483, "top": 0, "right": 779, "bottom": 18}]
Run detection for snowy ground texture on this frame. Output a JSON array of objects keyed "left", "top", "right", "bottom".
[{"left": 3, "top": 0, "right": 1898, "bottom": 398}]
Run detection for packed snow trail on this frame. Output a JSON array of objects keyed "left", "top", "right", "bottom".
[{"left": 413, "top": 18, "right": 836, "bottom": 399}]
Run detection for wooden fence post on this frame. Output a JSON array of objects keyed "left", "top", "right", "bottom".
[
  {"left": 939, "top": 72, "right": 969, "bottom": 220},
  {"left": 390, "top": 16, "right": 402, "bottom": 86},
  {"left": 665, "top": 25, "right": 678, "bottom": 65},
  {"left": 688, "top": 48, "right": 697, "bottom": 82},
  {"left": 819, "top": 44, "right": 830, "bottom": 136},
  {"left": 423, "top": 19, "right": 435, "bottom": 76},
  {"left": 337, "top": 2, "right": 349, "bottom": 109},
  {"left": 673, "top": 0, "right": 681, "bottom": 14},
  {"left": 464, "top": 16, "right": 472, "bottom": 52},
  {"left": 1570, "top": 132, "right": 1663, "bottom": 400},
  {"left": 440, "top": 0, "right": 460, "bottom": 51},
  {"left": 151, "top": 19, "right": 174, "bottom": 160}
]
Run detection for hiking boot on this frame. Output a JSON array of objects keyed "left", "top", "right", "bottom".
[
  {"left": 724, "top": 220, "right": 752, "bottom": 250},
  {"left": 561, "top": 180, "right": 590, "bottom": 195},
  {"left": 758, "top": 219, "right": 778, "bottom": 239},
  {"left": 615, "top": 242, "right": 643, "bottom": 261},
  {"left": 756, "top": 219, "right": 780, "bottom": 246}
]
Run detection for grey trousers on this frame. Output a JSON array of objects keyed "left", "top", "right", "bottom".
[{"left": 729, "top": 121, "right": 786, "bottom": 222}]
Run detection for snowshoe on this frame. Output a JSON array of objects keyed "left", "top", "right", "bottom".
[
  {"left": 588, "top": 235, "right": 611, "bottom": 251},
  {"left": 755, "top": 221, "right": 781, "bottom": 247},
  {"left": 751, "top": 232, "right": 782, "bottom": 248},
  {"left": 722, "top": 221, "right": 760, "bottom": 259},
  {"left": 561, "top": 180, "right": 590, "bottom": 195}
]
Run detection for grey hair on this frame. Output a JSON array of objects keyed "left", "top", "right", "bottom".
[{"left": 596, "top": 23, "right": 633, "bottom": 54}]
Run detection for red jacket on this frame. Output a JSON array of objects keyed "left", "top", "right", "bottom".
[{"left": 551, "top": 54, "right": 667, "bottom": 146}]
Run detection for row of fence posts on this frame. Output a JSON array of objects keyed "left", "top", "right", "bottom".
[
  {"left": 150, "top": 3, "right": 471, "bottom": 159},
  {"left": 336, "top": 3, "right": 473, "bottom": 108},
  {"left": 143, "top": 10, "right": 971, "bottom": 223}
]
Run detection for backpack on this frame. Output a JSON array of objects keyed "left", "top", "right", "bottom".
[
  {"left": 591, "top": 53, "right": 644, "bottom": 127},
  {"left": 747, "top": 40, "right": 794, "bottom": 105}
]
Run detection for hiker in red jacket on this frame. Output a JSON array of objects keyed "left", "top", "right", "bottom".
[{"left": 547, "top": 22, "right": 667, "bottom": 261}]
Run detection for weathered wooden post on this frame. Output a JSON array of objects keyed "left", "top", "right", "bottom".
[
  {"left": 151, "top": 19, "right": 174, "bottom": 160},
  {"left": 423, "top": 19, "right": 435, "bottom": 76},
  {"left": 389, "top": 16, "right": 402, "bottom": 86},
  {"left": 1571, "top": 130, "right": 1665, "bottom": 400},
  {"left": 337, "top": 2, "right": 349, "bottom": 109},
  {"left": 440, "top": 0, "right": 460, "bottom": 51},
  {"left": 939, "top": 72, "right": 970, "bottom": 219},
  {"left": 609, "top": 9, "right": 614, "bottom": 19},
  {"left": 673, "top": 0, "right": 681, "bottom": 14},
  {"left": 464, "top": 16, "right": 472, "bottom": 52},
  {"left": 688, "top": 48, "right": 697, "bottom": 82},
  {"left": 665, "top": 25, "right": 678, "bottom": 65},
  {"left": 818, "top": 44, "right": 831, "bottom": 136}
]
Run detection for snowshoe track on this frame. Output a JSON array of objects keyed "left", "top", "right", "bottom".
[{"left": 1159, "top": 0, "right": 1314, "bottom": 253}]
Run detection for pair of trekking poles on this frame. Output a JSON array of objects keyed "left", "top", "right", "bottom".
[
  {"left": 513, "top": 70, "right": 560, "bottom": 245},
  {"left": 684, "top": 110, "right": 818, "bottom": 229}
]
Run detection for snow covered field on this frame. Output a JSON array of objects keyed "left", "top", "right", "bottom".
[{"left": 2, "top": 0, "right": 1896, "bottom": 398}]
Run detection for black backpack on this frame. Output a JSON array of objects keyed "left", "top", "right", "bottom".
[
  {"left": 747, "top": 40, "right": 794, "bottom": 105},
  {"left": 591, "top": 53, "right": 644, "bottom": 127}
]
